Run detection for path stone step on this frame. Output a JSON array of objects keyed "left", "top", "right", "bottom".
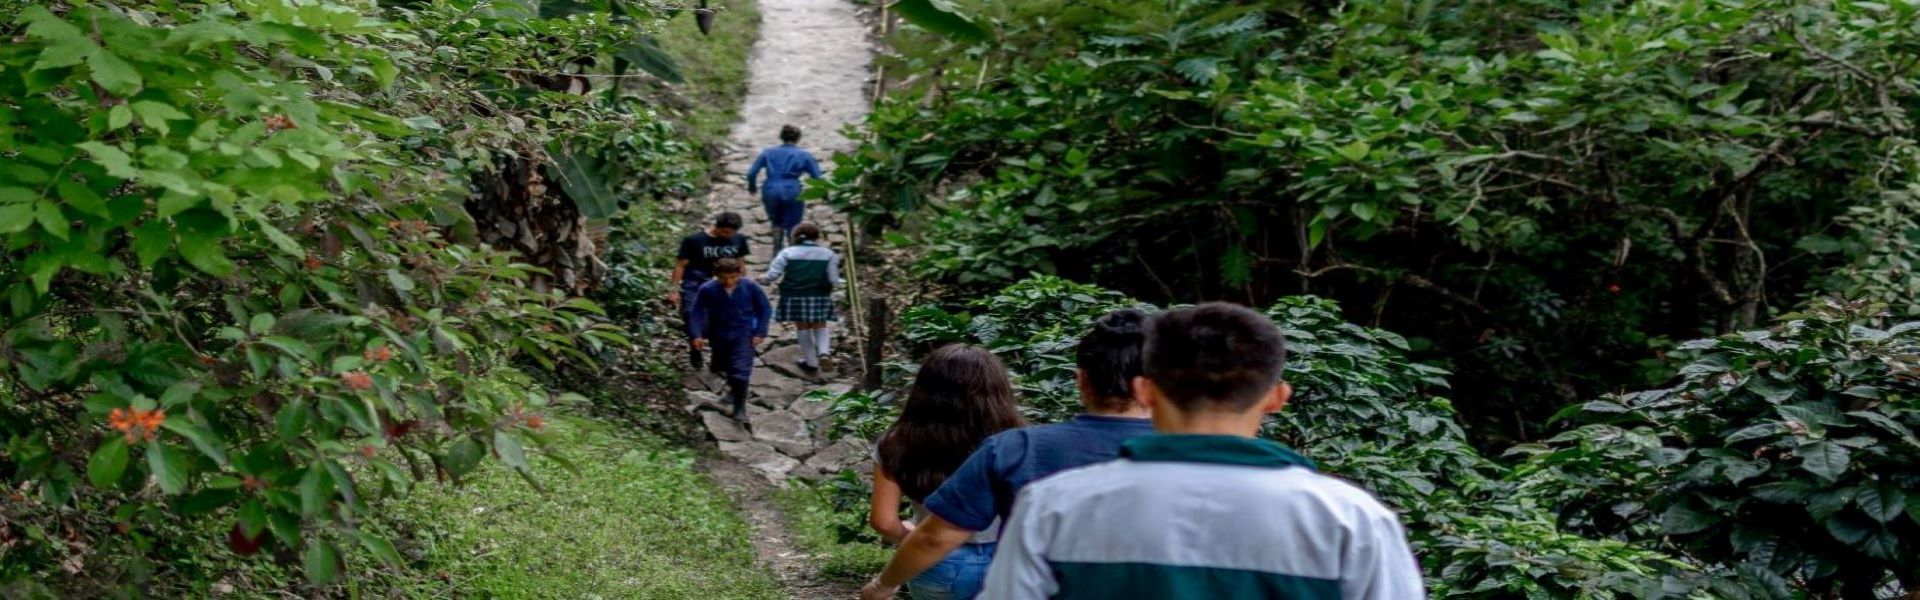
[
  {"left": 752, "top": 411, "right": 815, "bottom": 459},
  {"left": 719, "top": 440, "right": 802, "bottom": 483}
]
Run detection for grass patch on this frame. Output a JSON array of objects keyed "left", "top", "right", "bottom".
[
  {"left": 774, "top": 479, "right": 893, "bottom": 582},
  {"left": 658, "top": 0, "right": 762, "bottom": 144},
  {"left": 385, "top": 415, "right": 784, "bottom": 599}
]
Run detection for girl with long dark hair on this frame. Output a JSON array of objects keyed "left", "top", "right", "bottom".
[{"left": 870, "top": 345, "right": 1025, "bottom": 600}]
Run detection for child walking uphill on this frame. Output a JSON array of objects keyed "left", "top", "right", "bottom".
[
  {"left": 759, "top": 222, "right": 841, "bottom": 372},
  {"left": 745, "top": 125, "right": 822, "bottom": 253},
  {"left": 870, "top": 345, "right": 1026, "bottom": 600},
  {"left": 980, "top": 303, "right": 1424, "bottom": 599},
  {"left": 688, "top": 259, "right": 771, "bottom": 424},
  {"left": 861, "top": 309, "right": 1156, "bottom": 600}
]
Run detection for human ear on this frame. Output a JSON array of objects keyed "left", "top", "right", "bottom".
[
  {"left": 1261, "top": 381, "right": 1293, "bottom": 414},
  {"left": 1134, "top": 376, "right": 1162, "bottom": 411}
]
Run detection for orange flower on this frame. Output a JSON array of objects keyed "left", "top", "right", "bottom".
[
  {"left": 363, "top": 347, "right": 393, "bottom": 363},
  {"left": 525, "top": 415, "right": 546, "bottom": 430},
  {"left": 264, "top": 114, "right": 297, "bottom": 132},
  {"left": 304, "top": 255, "right": 323, "bottom": 271},
  {"left": 359, "top": 445, "right": 378, "bottom": 458},
  {"left": 108, "top": 407, "right": 166, "bottom": 443},
  {"left": 341, "top": 371, "right": 374, "bottom": 391}
]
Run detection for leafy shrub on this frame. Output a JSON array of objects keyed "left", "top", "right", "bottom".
[
  {"left": 1520, "top": 299, "right": 1920, "bottom": 596},
  {"left": 0, "top": 0, "right": 700, "bottom": 591}
]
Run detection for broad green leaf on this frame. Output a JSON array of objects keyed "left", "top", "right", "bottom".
[
  {"left": 1798, "top": 440, "right": 1848, "bottom": 480},
  {"left": 357, "top": 531, "right": 404, "bottom": 568},
  {"left": 0, "top": 205, "right": 35, "bottom": 234},
  {"left": 87, "top": 50, "right": 143, "bottom": 96},
  {"left": 75, "top": 142, "right": 137, "bottom": 178},
  {"left": 615, "top": 37, "right": 683, "bottom": 83},
  {"left": 494, "top": 430, "right": 529, "bottom": 470},
  {"left": 162, "top": 417, "right": 229, "bottom": 466},
  {"left": 1336, "top": 141, "right": 1371, "bottom": 163},
  {"left": 1659, "top": 501, "right": 1718, "bottom": 535},
  {"left": 57, "top": 181, "right": 109, "bottom": 218},
  {"left": 894, "top": 0, "right": 989, "bottom": 43},
  {"left": 131, "top": 221, "right": 173, "bottom": 267},
  {"left": 35, "top": 202, "right": 68, "bottom": 240},
  {"left": 146, "top": 441, "right": 191, "bottom": 495},
  {"left": 131, "top": 101, "right": 188, "bottom": 136},
  {"left": 109, "top": 104, "right": 133, "bottom": 130},
  {"left": 546, "top": 150, "right": 618, "bottom": 219},
  {"left": 298, "top": 467, "right": 332, "bottom": 517},
  {"left": 88, "top": 437, "right": 130, "bottom": 488},
  {"left": 303, "top": 539, "right": 340, "bottom": 586},
  {"left": 176, "top": 235, "right": 236, "bottom": 276},
  {"left": 1857, "top": 485, "right": 1907, "bottom": 523},
  {"left": 446, "top": 437, "right": 485, "bottom": 477}
]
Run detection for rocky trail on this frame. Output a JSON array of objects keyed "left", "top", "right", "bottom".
[{"left": 681, "top": 0, "right": 875, "bottom": 596}]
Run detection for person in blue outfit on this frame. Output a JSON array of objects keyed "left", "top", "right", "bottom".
[
  {"left": 688, "top": 258, "right": 771, "bottom": 423},
  {"left": 671, "top": 212, "right": 750, "bottom": 372},
  {"left": 745, "top": 125, "right": 823, "bottom": 253},
  {"left": 861, "top": 309, "right": 1158, "bottom": 600}
]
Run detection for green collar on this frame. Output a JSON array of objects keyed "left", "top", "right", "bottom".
[{"left": 1121, "top": 435, "right": 1316, "bottom": 470}]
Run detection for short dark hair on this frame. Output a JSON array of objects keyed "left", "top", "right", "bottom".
[
  {"left": 713, "top": 258, "right": 744, "bottom": 275},
  {"left": 792, "top": 222, "right": 822, "bottom": 243},
  {"left": 1144, "top": 302, "right": 1286, "bottom": 412},
  {"left": 714, "top": 212, "right": 743, "bottom": 230},
  {"left": 779, "top": 125, "right": 801, "bottom": 143},
  {"left": 1076, "top": 308, "right": 1148, "bottom": 411}
]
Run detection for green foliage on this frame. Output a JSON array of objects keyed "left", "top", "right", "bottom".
[
  {"left": 0, "top": 0, "right": 710, "bottom": 592},
  {"left": 776, "top": 473, "right": 895, "bottom": 582},
  {"left": 830, "top": 0, "right": 1920, "bottom": 440},
  {"left": 1518, "top": 298, "right": 1920, "bottom": 595},
  {"left": 383, "top": 415, "right": 784, "bottom": 598}
]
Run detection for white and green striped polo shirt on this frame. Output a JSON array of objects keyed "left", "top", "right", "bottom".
[{"left": 980, "top": 435, "right": 1424, "bottom": 599}]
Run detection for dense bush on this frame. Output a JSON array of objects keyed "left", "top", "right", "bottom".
[
  {"left": 828, "top": 0, "right": 1920, "bottom": 441},
  {"left": 1516, "top": 298, "right": 1920, "bottom": 597},
  {"left": 0, "top": 0, "right": 704, "bottom": 592}
]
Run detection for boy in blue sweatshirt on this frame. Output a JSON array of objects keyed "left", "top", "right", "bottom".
[{"left": 689, "top": 258, "right": 772, "bottom": 423}]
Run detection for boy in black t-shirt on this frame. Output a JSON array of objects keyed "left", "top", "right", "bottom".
[{"left": 672, "top": 212, "right": 750, "bottom": 370}]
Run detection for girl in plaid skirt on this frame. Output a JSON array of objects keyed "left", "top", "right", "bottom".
[{"left": 761, "top": 222, "right": 842, "bottom": 372}]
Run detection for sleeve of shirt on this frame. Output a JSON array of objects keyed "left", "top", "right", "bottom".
[
  {"left": 921, "top": 437, "right": 1002, "bottom": 532},
  {"left": 764, "top": 249, "right": 789, "bottom": 282},
  {"left": 980, "top": 485, "right": 1058, "bottom": 599},
  {"left": 687, "top": 285, "right": 709, "bottom": 339},
  {"left": 1340, "top": 506, "right": 1426, "bottom": 600},
  {"left": 828, "top": 251, "right": 843, "bottom": 287},
  {"left": 751, "top": 284, "right": 772, "bottom": 337},
  {"left": 804, "top": 153, "right": 823, "bottom": 179},
  {"left": 746, "top": 152, "right": 766, "bottom": 187},
  {"left": 677, "top": 236, "right": 699, "bottom": 261}
]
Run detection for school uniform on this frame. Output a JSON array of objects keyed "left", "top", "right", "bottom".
[
  {"left": 688, "top": 279, "right": 771, "bottom": 418},
  {"left": 981, "top": 435, "right": 1425, "bottom": 600},
  {"left": 746, "top": 144, "right": 822, "bottom": 248},
  {"left": 762, "top": 240, "right": 842, "bottom": 369}
]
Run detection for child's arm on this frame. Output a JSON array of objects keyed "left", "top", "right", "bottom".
[
  {"left": 867, "top": 466, "right": 914, "bottom": 544},
  {"left": 804, "top": 152, "right": 823, "bottom": 180},
  {"left": 746, "top": 152, "right": 767, "bottom": 194},
  {"left": 751, "top": 284, "right": 772, "bottom": 338},
  {"left": 687, "top": 285, "right": 709, "bottom": 341},
  {"left": 828, "top": 251, "right": 843, "bottom": 287},
  {"left": 761, "top": 250, "right": 789, "bottom": 285}
]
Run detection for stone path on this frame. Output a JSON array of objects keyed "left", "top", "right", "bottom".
[{"left": 681, "top": 0, "right": 874, "bottom": 595}]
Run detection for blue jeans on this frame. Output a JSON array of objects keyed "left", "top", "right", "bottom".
[{"left": 909, "top": 542, "right": 995, "bottom": 600}]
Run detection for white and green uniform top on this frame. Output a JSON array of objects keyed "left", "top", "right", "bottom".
[
  {"left": 764, "top": 241, "right": 841, "bottom": 296},
  {"left": 980, "top": 435, "right": 1424, "bottom": 600}
]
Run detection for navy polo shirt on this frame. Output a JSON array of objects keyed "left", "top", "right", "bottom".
[{"left": 921, "top": 414, "right": 1157, "bottom": 533}]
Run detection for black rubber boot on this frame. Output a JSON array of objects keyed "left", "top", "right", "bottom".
[
  {"left": 728, "top": 379, "right": 751, "bottom": 424},
  {"left": 688, "top": 344, "right": 706, "bottom": 371}
]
